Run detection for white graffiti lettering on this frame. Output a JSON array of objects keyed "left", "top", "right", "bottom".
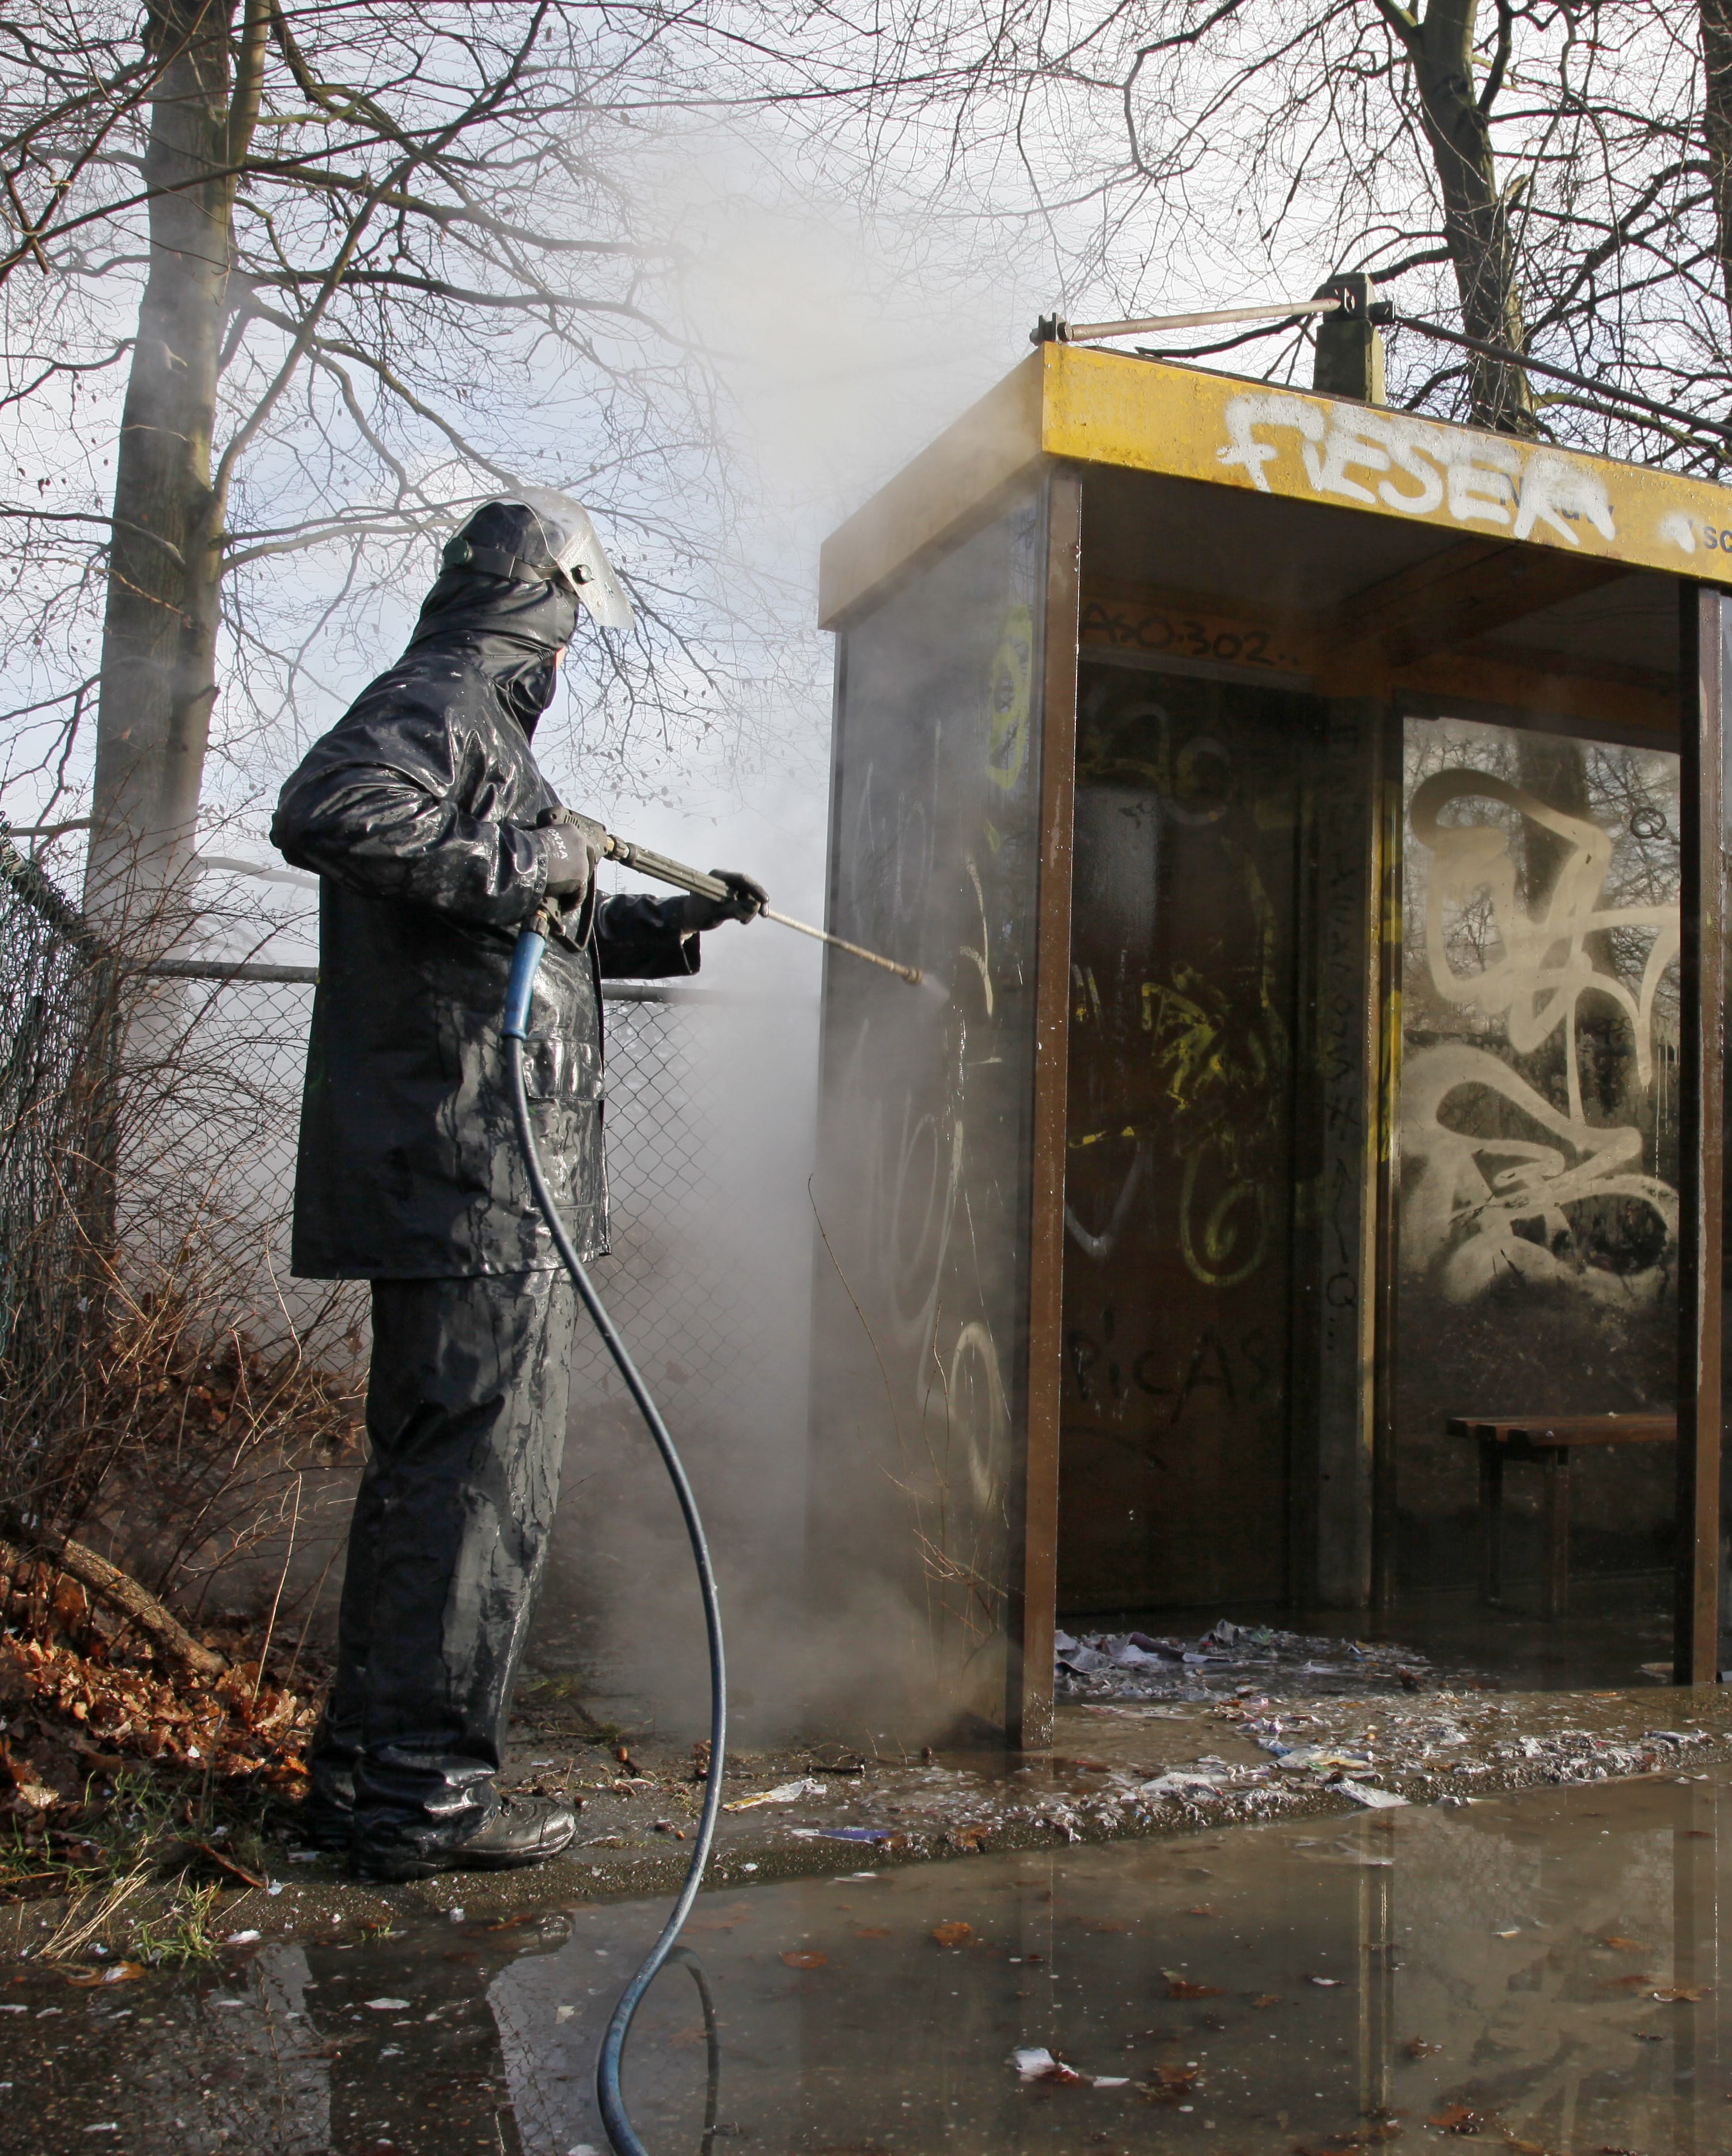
[
  {"left": 1400, "top": 1043, "right": 1676, "bottom": 1307},
  {"left": 1219, "top": 396, "right": 1617, "bottom": 548},
  {"left": 1409, "top": 769, "right": 1678, "bottom": 1121},
  {"left": 1401, "top": 764, "right": 1679, "bottom": 1307}
]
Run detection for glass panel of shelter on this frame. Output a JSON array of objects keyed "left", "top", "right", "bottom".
[{"left": 1392, "top": 709, "right": 1682, "bottom": 1688}]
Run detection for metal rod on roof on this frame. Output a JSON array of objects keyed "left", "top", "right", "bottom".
[{"left": 1036, "top": 297, "right": 1344, "bottom": 346}]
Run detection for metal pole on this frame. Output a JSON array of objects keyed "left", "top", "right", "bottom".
[
  {"left": 1039, "top": 297, "right": 1344, "bottom": 344},
  {"left": 1675, "top": 586, "right": 1726, "bottom": 1684}
]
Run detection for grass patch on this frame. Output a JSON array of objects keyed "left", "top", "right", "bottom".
[
  {"left": 7, "top": 1764, "right": 289, "bottom": 1964},
  {"left": 128, "top": 1882, "right": 222, "bottom": 1966}
]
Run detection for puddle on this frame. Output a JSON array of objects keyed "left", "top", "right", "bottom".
[{"left": 5, "top": 1769, "right": 1726, "bottom": 2151}]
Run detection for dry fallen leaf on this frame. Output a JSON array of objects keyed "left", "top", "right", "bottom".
[
  {"left": 1601, "top": 1937, "right": 1646, "bottom": 1952},
  {"left": 1250, "top": 1994, "right": 1283, "bottom": 2008},
  {"left": 1165, "top": 1975, "right": 1225, "bottom": 1999},
  {"left": 1651, "top": 1986, "right": 1707, "bottom": 2003},
  {"left": 64, "top": 1962, "right": 143, "bottom": 1988},
  {"left": 1428, "top": 2105, "right": 1484, "bottom": 2135},
  {"left": 780, "top": 1950, "right": 827, "bottom": 1971},
  {"left": 1185, "top": 1904, "right": 1218, "bottom": 1918},
  {"left": 1403, "top": 2037, "right": 1441, "bottom": 2059},
  {"left": 931, "top": 1922, "right": 973, "bottom": 1948}
]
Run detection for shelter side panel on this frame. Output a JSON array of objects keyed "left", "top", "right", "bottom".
[
  {"left": 1058, "top": 660, "right": 1312, "bottom": 1612},
  {"left": 809, "top": 494, "right": 1048, "bottom": 1733}
]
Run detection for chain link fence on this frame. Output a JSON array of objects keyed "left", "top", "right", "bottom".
[
  {"left": 584, "top": 990, "right": 751, "bottom": 1409},
  {"left": 140, "top": 964, "right": 748, "bottom": 1408},
  {"left": 0, "top": 833, "right": 115, "bottom": 1394},
  {"left": 0, "top": 836, "right": 745, "bottom": 1454}
]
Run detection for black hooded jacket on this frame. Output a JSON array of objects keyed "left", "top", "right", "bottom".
[{"left": 271, "top": 541, "right": 695, "bottom": 1279}]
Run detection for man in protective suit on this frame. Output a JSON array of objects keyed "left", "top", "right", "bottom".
[{"left": 271, "top": 497, "right": 763, "bottom": 1880}]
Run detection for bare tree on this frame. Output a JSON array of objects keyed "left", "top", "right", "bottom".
[
  {"left": 0, "top": 2, "right": 866, "bottom": 915},
  {"left": 913, "top": 0, "right": 1723, "bottom": 454},
  {"left": 5, "top": 0, "right": 1723, "bottom": 924},
  {"left": 1365, "top": 0, "right": 1534, "bottom": 428},
  {"left": 1703, "top": 0, "right": 1732, "bottom": 322}
]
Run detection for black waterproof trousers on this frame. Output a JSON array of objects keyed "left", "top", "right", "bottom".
[{"left": 310, "top": 1272, "right": 576, "bottom": 1859}]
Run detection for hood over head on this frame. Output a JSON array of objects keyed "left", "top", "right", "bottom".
[
  {"left": 408, "top": 498, "right": 599, "bottom": 735},
  {"left": 411, "top": 499, "right": 582, "bottom": 647}
]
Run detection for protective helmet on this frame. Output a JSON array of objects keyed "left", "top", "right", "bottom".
[{"left": 441, "top": 491, "right": 635, "bottom": 631}]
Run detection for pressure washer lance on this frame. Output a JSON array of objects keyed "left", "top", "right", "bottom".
[
  {"left": 503, "top": 912, "right": 726, "bottom": 2156},
  {"left": 602, "top": 830, "right": 923, "bottom": 985}
]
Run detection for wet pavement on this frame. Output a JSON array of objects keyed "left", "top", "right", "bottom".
[
  {"left": 10, "top": 1687, "right": 1732, "bottom": 1969},
  {"left": 7, "top": 1759, "right": 1732, "bottom": 2153}
]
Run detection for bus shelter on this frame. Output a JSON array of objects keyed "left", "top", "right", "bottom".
[{"left": 809, "top": 342, "right": 1729, "bottom": 1745}]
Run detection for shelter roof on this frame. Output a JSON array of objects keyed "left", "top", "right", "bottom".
[{"left": 818, "top": 344, "right": 1732, "bottom": 628}]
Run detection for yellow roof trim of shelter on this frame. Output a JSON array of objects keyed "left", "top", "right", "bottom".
[{"left": 818, "top": 343, "right": 1732, "bottom": 626}]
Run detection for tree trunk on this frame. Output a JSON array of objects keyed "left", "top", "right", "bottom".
[
  {"left": 1704, "top": 0, "right": 1732, "bottom": 325},
  {"left": 1404, "top": 0, "right": 1534, "bottom": 434},
  {"left": 85, "top": 2, "right": 238, "bottom": 928}
]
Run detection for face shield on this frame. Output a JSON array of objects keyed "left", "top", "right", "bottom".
[
  {"left": 441, "top": 491, "right": 635, "bottom": 633},
  {"left": 517, "top": 489, "right": 635, "bottom": 632}
]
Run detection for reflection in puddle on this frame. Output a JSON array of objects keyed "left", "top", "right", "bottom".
[{"left": 6, "top": 1771, "right": 1726, "bottom": 2152}]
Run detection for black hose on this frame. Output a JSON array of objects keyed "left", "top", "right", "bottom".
[{"left": 503, "top": 922, "right": 727, "bottom": 2156}]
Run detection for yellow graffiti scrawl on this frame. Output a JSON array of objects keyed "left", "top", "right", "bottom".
[{"left": 1140, "top": 845, "right": 1288, "bottom": 1289}]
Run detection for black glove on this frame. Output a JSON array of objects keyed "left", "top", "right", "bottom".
[
  {"left": 538, "top": 807, "right": 608, "bottom": 902},
  {"left": 679, "top": 868, "right": 766, "bottom": 932}
]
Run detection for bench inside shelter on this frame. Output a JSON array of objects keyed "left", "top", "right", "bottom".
[{"left": 1447, "top": 1414, "right": 1677, "bottom": 1620}]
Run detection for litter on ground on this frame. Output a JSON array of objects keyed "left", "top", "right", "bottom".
[
  {"left": 723, "top": 1777, "right": 829, "bottom": 1811},
  {"left": 1055, "top": 1619, "right": 1443, "bottom": 1702}
]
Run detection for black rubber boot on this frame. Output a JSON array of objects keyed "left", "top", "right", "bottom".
[
  {"left": 351, "top": 1793, "right": 578, "bottom": 1882},
  {"left": 295, "top": 1764, "right": 357, "bottom": 1851}
]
